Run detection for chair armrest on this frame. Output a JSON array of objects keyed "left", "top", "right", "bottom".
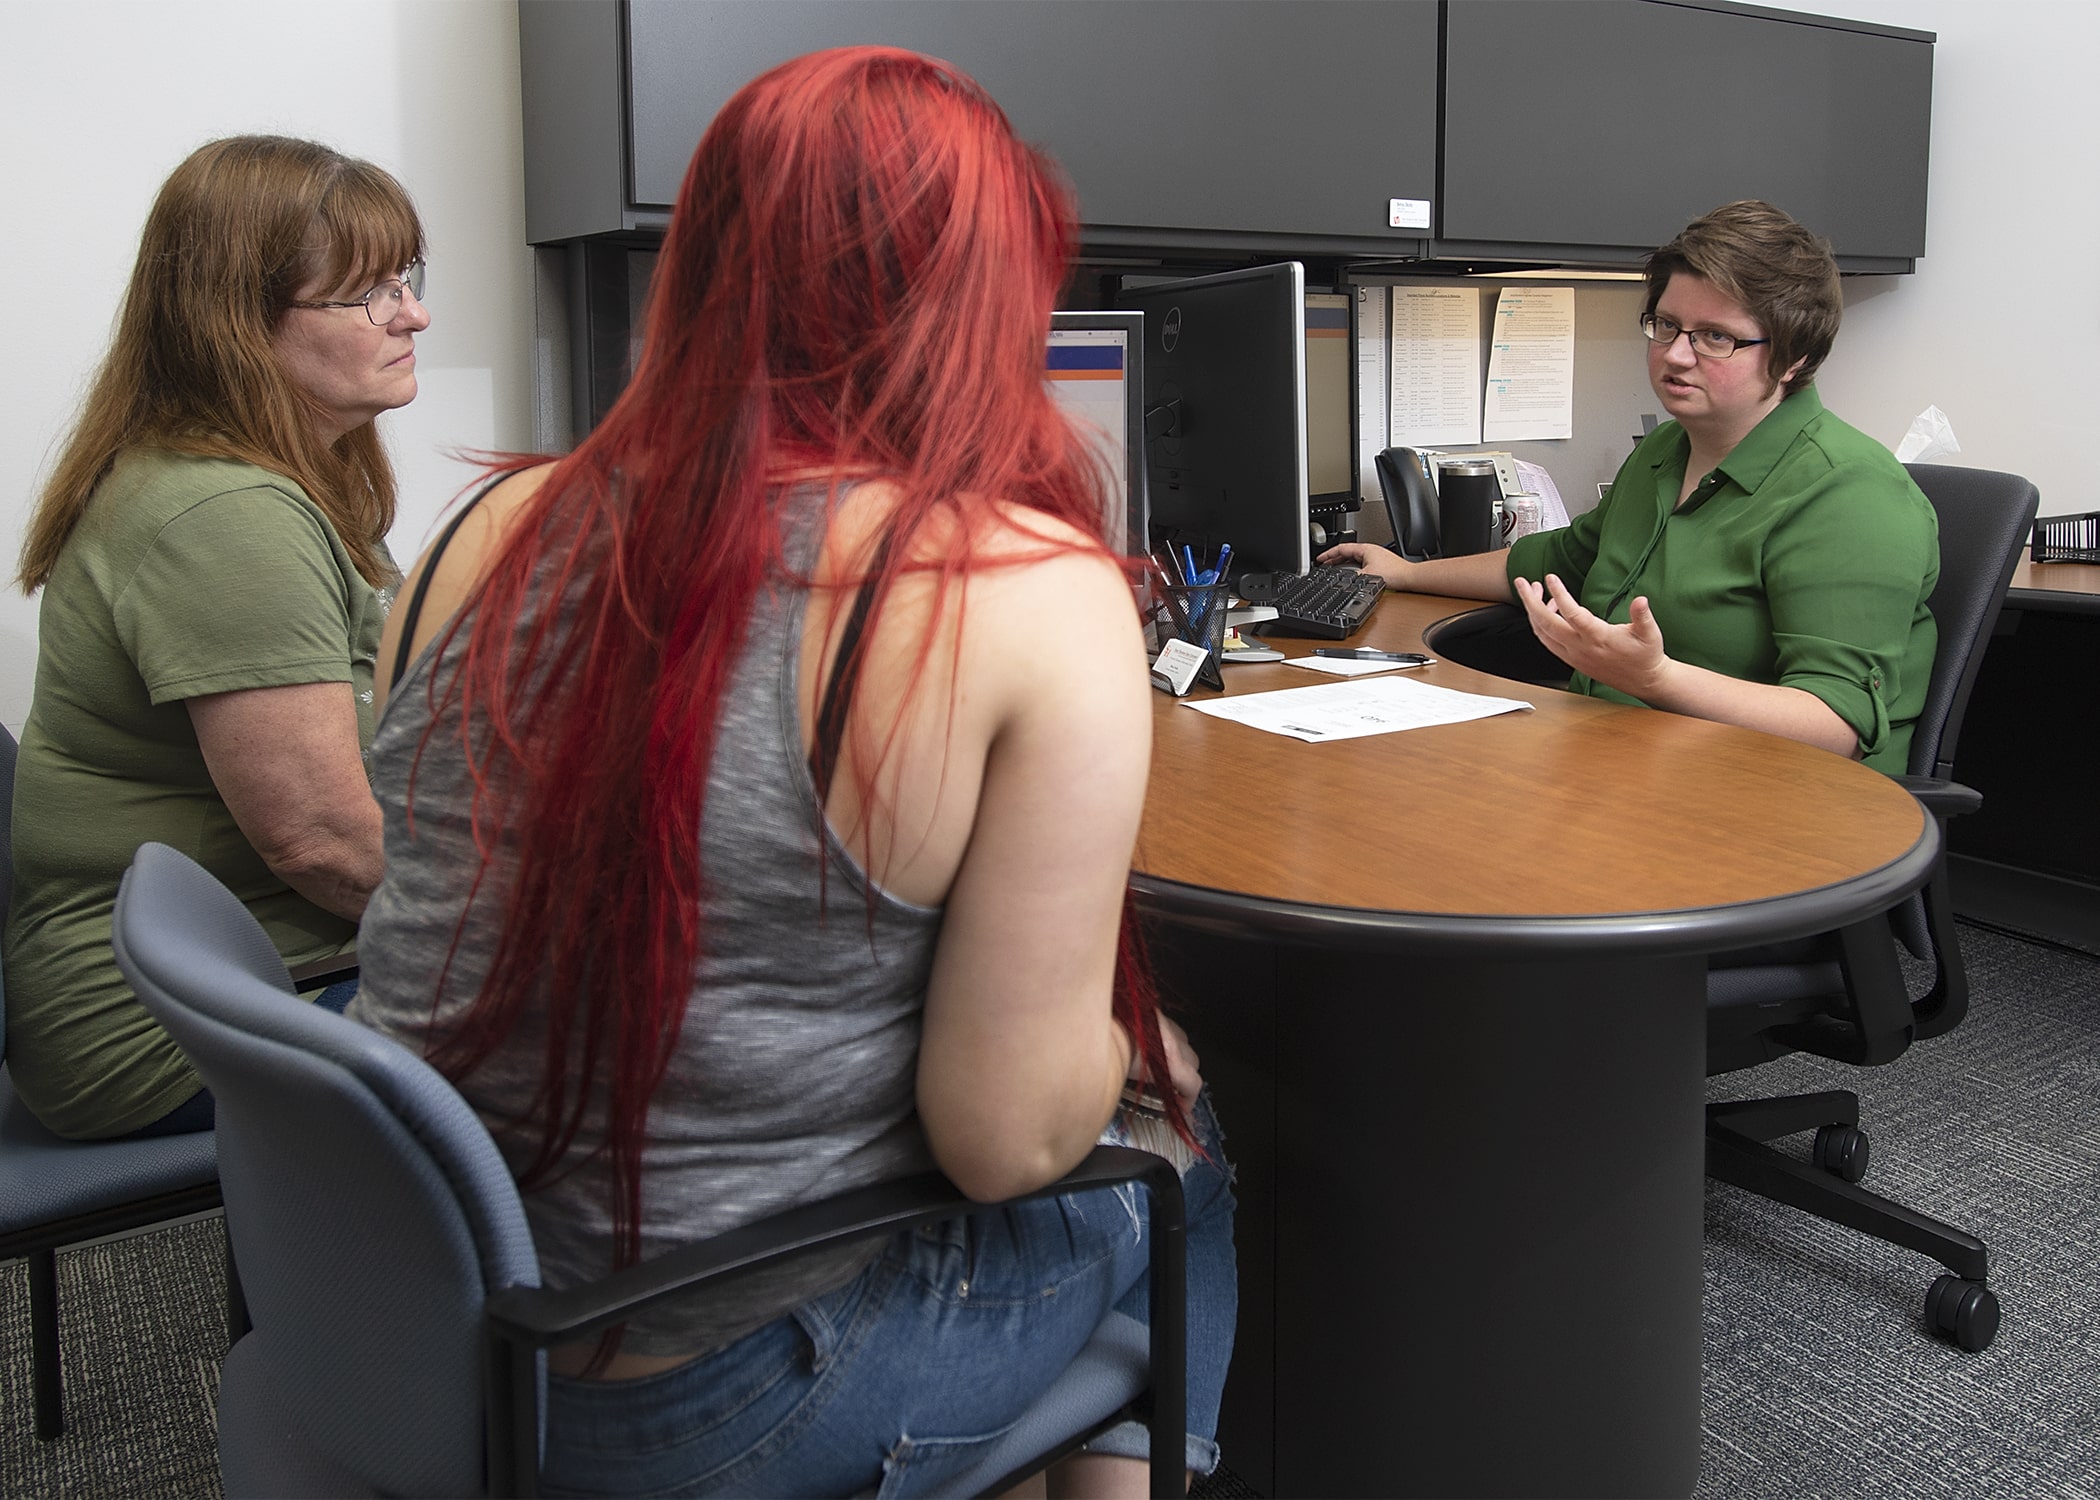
[
  {"left": 286, "top": 953, "right": 359, "bottom": 994},
  {"left": 1890, "top": 775, "right": 1982, "bottom": 821},
  {"left": 483, "top": 1144, "right": 1185, "bottom": 1499},
  {"left": 485, "top": 1144, "right": 1178, "bottom": 1346}
]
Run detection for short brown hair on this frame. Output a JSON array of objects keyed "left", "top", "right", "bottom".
[
  {"left": 18, "top": 136, "right": 424, "bottom": 592},
  {"left": 1644, "top": 200, "right": 1841, "bottom": 398}
]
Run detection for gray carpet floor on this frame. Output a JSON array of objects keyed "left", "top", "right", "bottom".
[{"left": 4, "top": 922, "right": 2096, "bottom": 1498}]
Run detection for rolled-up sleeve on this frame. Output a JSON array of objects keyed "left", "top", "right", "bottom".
[
  {"left": 1761, "top": 461, "right": 1939, "bottom": 763},
  {"left": 1506, "top": 500, "right": 1606, "bottom": 595}
]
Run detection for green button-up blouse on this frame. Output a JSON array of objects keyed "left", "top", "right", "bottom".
[{"left": 1504, "top": 387, "right": 1938, "bottom": 773}]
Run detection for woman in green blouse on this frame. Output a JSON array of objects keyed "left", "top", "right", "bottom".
[{"left": 1323, "top": 200, "right": 1937, "bottom": 774}]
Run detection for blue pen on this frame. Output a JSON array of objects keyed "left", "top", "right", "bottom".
[
  {"left": 1212, "top": 543, "right": 1233, "bottom": 585},
  {"left": 1181, "top": 544, "right": 1198, "bottom": 587}
]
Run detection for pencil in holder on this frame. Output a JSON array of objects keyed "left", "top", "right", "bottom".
[{"left": 1147, "top": 579, "right": 1228, "bottom": 693}]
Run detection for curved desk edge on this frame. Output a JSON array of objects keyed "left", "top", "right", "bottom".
[{"left": 1131, "top": 813, "right": 1941, "bottom": 960}]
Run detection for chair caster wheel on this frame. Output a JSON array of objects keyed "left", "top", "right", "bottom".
[
  {"left": 1813, "top": 1124, "right": 1869, "bottom": 1183},
  {"left": 1926, "top": 1274, "right": 2000, "bottom": 1352}
]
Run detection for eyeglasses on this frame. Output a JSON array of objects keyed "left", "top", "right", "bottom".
[
  {"left": 1639, "top": 312, "right": 1769, "bottom": 360},
  {"left": 291, "top": 259, "right": 426, "bottom": 326}
]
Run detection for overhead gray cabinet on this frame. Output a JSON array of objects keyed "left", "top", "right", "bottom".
[
  {"left": 527, "top": 0, "right": 1442, "bottom": 255},
  {"left": 522, "top": 0, "right": 1931, "bottom": 269},
  {"left": 1440, "top": 0, "right": 1932, "bottom": 269}
]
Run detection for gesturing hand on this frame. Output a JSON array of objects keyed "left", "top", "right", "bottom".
[{"left": 1514, "top": 573, "right": 1671, "bottom": 701}]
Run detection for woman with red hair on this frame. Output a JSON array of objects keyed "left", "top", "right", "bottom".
[{"left": 350, "top": 46, "right": 1235, "bottom": 1498}]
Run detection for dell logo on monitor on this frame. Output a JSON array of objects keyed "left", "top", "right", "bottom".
[{"left": 1161, "top": 306, "right": 1181, "bottom": 353}]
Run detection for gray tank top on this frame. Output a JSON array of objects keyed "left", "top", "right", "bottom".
[{"left": 350, "top": 485, "right": 941, "bottom": 1356}]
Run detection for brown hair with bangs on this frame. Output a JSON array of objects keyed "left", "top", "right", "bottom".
[
  {"left": 16, "top": 135, "right": 424, "bottom": 592},
  {"left": 1644, "top": 199, "right": 1842, "bottom": 398}
]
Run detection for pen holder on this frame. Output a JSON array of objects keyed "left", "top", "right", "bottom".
[{"left": 1147, "top": 580, "right": 1228, "bottom": 693}]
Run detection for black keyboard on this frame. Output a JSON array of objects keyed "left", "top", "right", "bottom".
[{"left": 1238, "top": 566, "right": 1387, "bottom": 639}]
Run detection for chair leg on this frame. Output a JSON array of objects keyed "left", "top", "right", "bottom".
[
  {"left": 1707, "top": 1110, "right": 1988, "bottom": 1281},
  {"left": 28, "top": 1247, "right": 64, "bottom": 1440},
  {"left": 1708, "top": 1089, "right": 1858, "bottom": 1144},
  {"left": 225, "top": 1226, "right": 251, "bottom": 1345}
]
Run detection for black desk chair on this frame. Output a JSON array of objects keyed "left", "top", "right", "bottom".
[
  {"left": 111, "top": 841, "right": 1187, "bottom": 1499},
  {"left": 1705, "top": 463, "right": 2040, "bottom": 1354},
  {"left": 1373, "top": 446, "right": 1441, "bottom": 562}
]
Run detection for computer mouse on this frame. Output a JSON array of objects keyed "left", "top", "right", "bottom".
[{"left": 1236, "top": 572, "right": 1281, "bottom": 604}]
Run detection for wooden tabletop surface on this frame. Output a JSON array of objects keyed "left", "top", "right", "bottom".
[
  {"left": 2011, "top": 558, "right": 2100, "bottom": 598},
  {"left": 1134, "top": 591, "right": 1929, "bottom": 926}
]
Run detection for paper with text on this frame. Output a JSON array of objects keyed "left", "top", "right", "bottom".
[
  {"left": 1183, "top": 674, "right": 1534, "bottom": 742},
  {"left": 1483, "top": 286, "right": 1575, "bottom": 441},
  {"left": 1390, "top": 287, "right": 1483, "bottom": 447}
]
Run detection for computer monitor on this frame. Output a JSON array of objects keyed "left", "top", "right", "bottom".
[
  {"left": 1117, "top": 263, "right": 1312, "bottom": 583},
  {"left": 1304, "top": 290, "right": 1358, "bottom": 514},
  {"left": 1045, "top": 310, "right": 1146, "bottom": 556}
]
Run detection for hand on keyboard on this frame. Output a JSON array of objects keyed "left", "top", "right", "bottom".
[{"left": 1247, "top": 566, "right": 1387, "bottom": 640}]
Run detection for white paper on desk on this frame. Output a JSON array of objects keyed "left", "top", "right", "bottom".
[
  {"left": 1183, "top": 675, "right": 1534, "bottom": 743},
  {"left": 1390, "top": 287, "right": 1483, "bottom": 447},
  {"left": 1482, "top": 287, "right": 1574, "bottom": 442},
  {"left": 1282, "top": 655, "right": 1426, "bottom": 677}
]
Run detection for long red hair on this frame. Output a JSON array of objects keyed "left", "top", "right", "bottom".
[{"left": 417, "top": 47, "right": 1182, "bottom": 1272}]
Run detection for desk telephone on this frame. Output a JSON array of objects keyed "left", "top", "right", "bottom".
[{"left": 1373, "top": 447, "right": 1533, "bottom": 561}]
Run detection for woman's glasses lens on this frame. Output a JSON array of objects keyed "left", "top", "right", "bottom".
[
  {"left": 362, "top": 260, "right": 426, "bottom": 325},
  {"left": 1641, "top": 314, "right": 1742, "bottom": 358}
]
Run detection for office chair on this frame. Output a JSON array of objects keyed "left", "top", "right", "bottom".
[
  {"left": 1705, "top": 463, "right": 2040, "bottom": 1354},
  {"left": 0, "top": 723, "right": 226, "bottom": 1441},
  {"left": 1374, "top": 446, "right": 1442, "bottom": 562},
  {"left": 110, "top": 841, "right": 1188, "bottom": 1499}
]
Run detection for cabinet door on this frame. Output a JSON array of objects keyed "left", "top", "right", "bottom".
[
  {"left": 1439, "top": 0, "right": 1931, "bottom": 265},
  {"left": 626, "top": 0, "right": 1440, "bottom": 252}
]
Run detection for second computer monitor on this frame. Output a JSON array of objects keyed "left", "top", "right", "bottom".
[
  {"left": 1118, "top": 262, "right": 1311, "bottom": 582},
  {"left": 1045, "top": 310, "right": 1147, "bottom": 557}
]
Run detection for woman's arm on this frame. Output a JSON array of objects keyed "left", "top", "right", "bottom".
[
  {"left": 1514, "top": 575, "right": 1859, "bottom": 756},
  {"left": 1317, "top": 540, "right": 1518, "bottom": 603},
  {"left": 912, "top": 541, "right": 1155, "bottom": 1203},
  {"left": 188, "top": 681, "right": 387, "bottom": 918}
]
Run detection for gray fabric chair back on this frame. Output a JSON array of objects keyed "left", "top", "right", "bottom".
[
  {"left": 112, "top": 842, "right": 539, "bottom": 1498},
  {"left": 1904, "top": 463, "right": 2041, "bottom": 782}
]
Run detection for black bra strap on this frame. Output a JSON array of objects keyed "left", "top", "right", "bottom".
[
  {"left": 389, "top": 476, "right": 508, "bottom": 691},
  {"left": 808, "top": 526, "right": 902, "bottom": 804}
]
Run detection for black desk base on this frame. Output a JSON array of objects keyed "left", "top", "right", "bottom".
[
  {"left": 1158, "top": 924, "right": 1704, "bottom": 1499},
  {"left": 1948, "top": 603, "right": 2100, "bottom": 951}
]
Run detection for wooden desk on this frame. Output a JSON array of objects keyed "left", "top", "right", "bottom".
[
  {"left": 1132, "top": 593, "right": 1936, "bottom": 1499},
  {"left": 2008, "top": 557, "right": 2100, "bottom": 614},
  {"left": 1946, "top": 559, "right": 2100, "bottom": 948}
]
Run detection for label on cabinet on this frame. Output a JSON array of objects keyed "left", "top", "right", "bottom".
[{"left": 1389, "top": 199, "right": 1433, "bottom": 230}]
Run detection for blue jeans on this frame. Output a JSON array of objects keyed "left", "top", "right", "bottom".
[{"left": 540, "top": 1098, "right": 1237, "bottom": 1498}]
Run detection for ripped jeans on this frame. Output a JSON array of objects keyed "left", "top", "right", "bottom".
[{"left": 539, "top": 1095, "right": 1237, "bottom": 1497}]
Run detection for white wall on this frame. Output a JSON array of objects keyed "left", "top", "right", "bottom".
[
  {"left": 0, "top": 0, "right": 533, "bottom": 733},
  {"left": 1769, "top": 0, "right": 2099, "bottom": 518},
  {"left": 4, "top": 0, "right": 2093, "bottom": 733}
]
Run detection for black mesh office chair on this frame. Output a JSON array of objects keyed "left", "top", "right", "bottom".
[
  {"left": 1373, "top": 447, "right": 1441, "bottom": 562},
  {"left": 1705, "top": 463, "right": 2040, "bottom": 1354}
]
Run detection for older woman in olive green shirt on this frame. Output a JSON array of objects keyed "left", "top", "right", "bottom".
[{"left": 1323, "top": 200, "right": 1937, "bottom": 773}]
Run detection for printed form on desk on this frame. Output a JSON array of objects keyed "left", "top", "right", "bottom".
[{"left": 1184, "top": 675, "right": 1533, "bottom": 744}]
